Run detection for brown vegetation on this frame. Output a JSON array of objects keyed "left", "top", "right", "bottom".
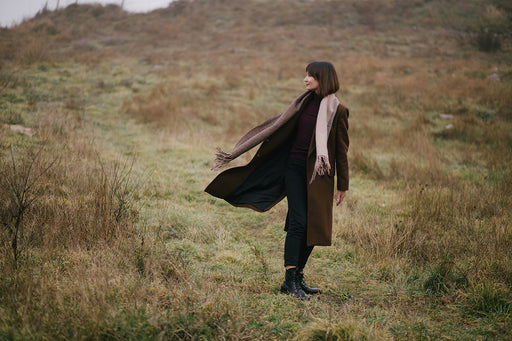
[{"left": 0, "top": 0, "right": 511, "bottom": 339}]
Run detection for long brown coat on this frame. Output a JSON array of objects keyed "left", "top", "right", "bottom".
[{"left": 205, "top": 99, "right": 349, "bottom": 246}]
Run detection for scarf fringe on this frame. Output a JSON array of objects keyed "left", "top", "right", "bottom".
[
  {"left": 310, "top": 155, "right": 331, "bottom": 183},
  {"left": 212, "top": 148, "right": 234, "bottom": 170}
]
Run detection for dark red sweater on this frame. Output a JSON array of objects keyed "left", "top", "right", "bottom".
[{"left": 289, "top": 93, "right": 322, "bottom": 160}]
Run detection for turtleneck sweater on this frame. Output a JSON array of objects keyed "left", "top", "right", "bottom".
[{"left": 289, "top": 93, "right": 322, "bottom": 160}]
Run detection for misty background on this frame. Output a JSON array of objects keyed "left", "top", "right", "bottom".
[{"left": 0, "top": 0, "right": 173, "bottom": 27}]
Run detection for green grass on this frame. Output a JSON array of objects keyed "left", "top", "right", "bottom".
[{"left": 1, "top": 0, "right": 512, "bottom": 339}]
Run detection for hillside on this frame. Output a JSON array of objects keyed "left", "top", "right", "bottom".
[{"left": 1, "top": 0, "right": 511, "bottom": 339}]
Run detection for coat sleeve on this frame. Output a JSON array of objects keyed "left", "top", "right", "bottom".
[{"left": 335, "top": 106, "right": 349, "bottom": 191}]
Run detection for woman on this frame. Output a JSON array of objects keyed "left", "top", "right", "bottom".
[{"left": 205, "top": 61, "right": 349, "bottom": 300}]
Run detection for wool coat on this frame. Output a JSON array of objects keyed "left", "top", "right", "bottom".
[{"left": 205, "top": 97, "right": 349, "bottom": 246}]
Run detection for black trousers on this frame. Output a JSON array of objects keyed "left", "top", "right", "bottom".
[{"left": 284, "top": 157, "right": 314, "bottom": 268}]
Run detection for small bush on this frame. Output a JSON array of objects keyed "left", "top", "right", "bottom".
[
  {"left": 477, "top": 29, "right": 502, "bottom": 52},
  {"left": 0, "top": 144, "right": 57, "bottom": 268},
  {"left": 473, "top": 5, "right": 509, "bottom": 52}
]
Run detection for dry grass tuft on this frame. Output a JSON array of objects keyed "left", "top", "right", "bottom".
[
  {"left": 295, "top": 317, "right": 390, "bottom": 340},
  {"left": 392, "top": 181, "right": 512, "bottom": 280}
]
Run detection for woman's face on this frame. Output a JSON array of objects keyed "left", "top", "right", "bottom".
[{"left": 304, "top": 73, "right": 319, "bottom": 92}]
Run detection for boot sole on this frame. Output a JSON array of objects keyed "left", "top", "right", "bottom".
[
  {"left": 280, "top": 285, "right": 310, "bottom": 300},
  {"left": 302, "top": 288, "right": 321, "bottom": 295}
]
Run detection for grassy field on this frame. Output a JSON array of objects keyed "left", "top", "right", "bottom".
[{"left": 1, "top": 0, "right": 511, "bottom": 339}]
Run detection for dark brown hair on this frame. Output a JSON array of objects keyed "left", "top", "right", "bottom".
[{"left": 305, "top": 61, "right": 340, "bottom": 98}]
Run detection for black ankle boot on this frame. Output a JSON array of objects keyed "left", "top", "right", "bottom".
[
  {"left": 296, "top": 269, "right": 321, "bottom": 295},
  {"left": 280, "top": 268, "right": 310, "bottom": 300}
]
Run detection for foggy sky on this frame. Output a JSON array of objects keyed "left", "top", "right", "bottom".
[{"left": 0, "top": 0, "right": 173, "bottom": 27}]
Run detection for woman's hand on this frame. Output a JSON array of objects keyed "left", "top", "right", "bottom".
[{"left": 336, "top": 191, "right": 345, "bottom": 206}]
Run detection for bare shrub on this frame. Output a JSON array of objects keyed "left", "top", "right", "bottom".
[
  {"left": 0, "top": 144, "right": 58, "bottom": 269},
  {"left": 1, "top": 147, "right": 138, "bottom": 256}
]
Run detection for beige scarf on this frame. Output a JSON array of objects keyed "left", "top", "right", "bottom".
[
  {"left": 213, "top": 91, "right": 339, "bottom": 183},
  {"left": 310, "top": 93, "right": 339, "bottom": 182}
]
